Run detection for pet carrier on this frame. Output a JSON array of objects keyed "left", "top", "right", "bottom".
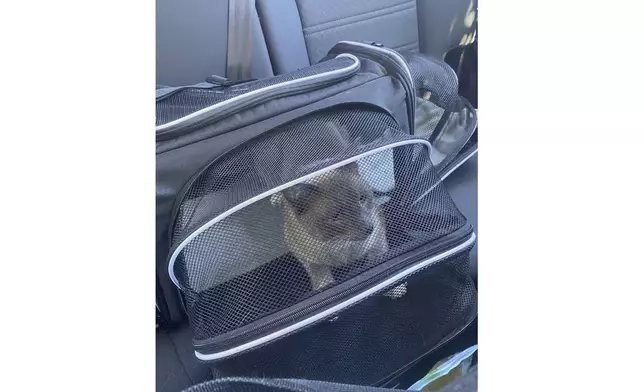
[{"left": 156, "top": 41, "right": 477, "bottom": 386}]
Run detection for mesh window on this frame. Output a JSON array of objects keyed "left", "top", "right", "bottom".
[
  {"left": 210, "top": 250, "right": 477, "bottom": 386},
  {"left": 169, "top": 107, "right": 468, "bottom": 342},
  {"left": 156, "top": 57, "right": 357, "bottom": 126},
  {"left": 401, "top": 52, "right": 477, "bottom": 173}
]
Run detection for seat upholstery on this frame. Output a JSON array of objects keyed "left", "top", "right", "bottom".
[
  {"left": 256, "top": 0, "right": 476, "bottom": 74},
  {"left": 296, "top": 0, "right": 420, "bottom": 64},
  {"left": 156, "top": 0, "right": 476, "bottom": 83},
  {"left": 157, "top": 325, "right": 212, "bottom": 392},
  {"left": 156, "top": 0, "right": 273, "bottom": 86},
  {"left": 257, "top": 0, "right": 419, "bottom": 74}
]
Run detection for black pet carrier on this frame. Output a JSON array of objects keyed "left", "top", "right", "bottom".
[{"left": 156, "top": 41, "right": 477, "bottom": 386}]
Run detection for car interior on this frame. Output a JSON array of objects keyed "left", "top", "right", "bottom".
[{"left": 156, "top": 1, "right": 478, "bottom": 390}]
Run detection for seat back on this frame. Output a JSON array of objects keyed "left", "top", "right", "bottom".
[
  {"left": 156, "top": 0, "right": 273, "bottom": 86},
  {"left": 256, "top": 0, "right": 476, "bottom": 74}
]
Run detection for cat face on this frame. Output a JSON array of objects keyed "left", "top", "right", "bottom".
[{"left": 281, "top": 163, "right": 382, "bottom": 242}]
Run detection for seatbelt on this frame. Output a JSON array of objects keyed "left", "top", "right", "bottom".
[{"left": 226, "top": 0, "right": 254, "bottom": 81}]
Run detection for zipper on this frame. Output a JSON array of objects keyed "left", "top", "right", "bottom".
[
  {"left": 155, "top": 54, "right": 361, "bottom": 140},
  {"left": 328, "top": 41, "right": 416, "bottom": 134},
  {"left": 193, "top": 228, "right": 475, "bottom": 360}
]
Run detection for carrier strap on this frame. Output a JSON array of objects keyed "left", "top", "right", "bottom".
[{"left": 226, "top": 0, "right": 254, "bottom": 81}]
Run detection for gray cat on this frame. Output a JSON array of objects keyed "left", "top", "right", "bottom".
[
  {"left": 275, "top": 162, "right": 388, "bottom": 291},
  {"left": 272, "top": 161, "right": 406, "bottom": 299}
]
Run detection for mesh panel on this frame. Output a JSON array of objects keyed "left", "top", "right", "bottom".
[
  {"left": 168, "top": 107, "right": 468, "bottom": 341},
  {"left": 428, "top": 101, "right": 477, "bottom": 174},
  {"left": 401, "top": 51, "right": 477, "bottom": 174},
  {"left": 445, "top": 127, "right": 478, "bottom": 175},
  {"left": 402, "top": 52, "right": 462, "bottom": 113},
  {"left": 461, "top": 127, "right": 478, "bottom": 154},
  {"left": 210, "top": 251, "right": 477, "bottom": 386},
  {"left": 156, "top": 56, "right": 356, "bottom": 126}
]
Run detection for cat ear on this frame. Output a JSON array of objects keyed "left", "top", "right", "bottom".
[{"left": 281, "top": 183, "right": 318, "bottom": 214}]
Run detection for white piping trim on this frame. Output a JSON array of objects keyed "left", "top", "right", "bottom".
[
  {"left": 194, "top": 232, "right": 476, "bottom": 360},
  {"left": 337, "top": 41, "right": 416, "bottom": 134},
  {"left": 168, "top": 139, "right": 432, "bottom": 289},
  {"left": 440, "top": 147, "right": 478, "bottom": 181},
  {"left": 156, "top": 54, "right": 361, "bottom": 132},
  {"left": 338, "top": 41, "right": 414, "bottom": 92}
]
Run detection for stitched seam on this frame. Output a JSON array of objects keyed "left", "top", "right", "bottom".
[
  {"left": 302, "top": 1, "right": 416, "bottom": 35},
  {"left": 301, "top": 0, "right": 413, "bottom": 30}
]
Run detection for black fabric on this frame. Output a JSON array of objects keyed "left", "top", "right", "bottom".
[
  {"left": 182, "top": 378, "right": 391, "bottom": 392},
  {"left": 444, "top": 41, "right": 478, "bottom": 109},
  {"left": 380, "top": 317, "right": 477, "bottom": 388},
  {"left": 183, "top": 365, "right": 477, "bottom": 392},
  {"left": 209, "top": 251, "right": 476, "bottom": 386},
  {"left": 156, "top": 56, "right": 356, "bottom": 126},
  {"left": 443, "top": 156, "right": 478, "bottom": 282},
  {"left": 459, "top": 41, "right": 477, "bottom": 108}
]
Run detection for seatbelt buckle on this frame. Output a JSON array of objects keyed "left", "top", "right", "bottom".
[
  {"left": 205, "top": 74, "right": 230, "bottom": 85},
  {"left": 205, "top": 74, "right": 257, "bottom": 87}
]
